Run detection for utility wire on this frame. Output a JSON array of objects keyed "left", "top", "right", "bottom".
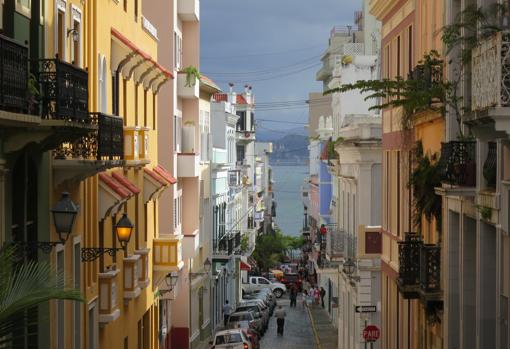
[{"left": 201, "top": 44, "right": 325, "bottom": 60}]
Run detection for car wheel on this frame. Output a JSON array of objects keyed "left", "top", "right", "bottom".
[{"left": 273, "top": 288, "right": 283, "bottom": 298}]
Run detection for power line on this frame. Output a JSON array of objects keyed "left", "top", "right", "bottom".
[
  {"left": 258, "top": 119, "right": 307, "bottom": 125},
  {"left": 211, "top": 62, "right": 321, "bottom": 83},
  {"left": 201, "top": 44, "right": 325, "bottom": 60}
]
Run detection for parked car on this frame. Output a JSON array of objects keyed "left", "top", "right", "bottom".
[
  {"left": 279, "top": 273, "right": 303, "bottom": 291},
  {"left": 210, "top": 329, "right": 252, "bottom": 349},
  {"left": 242, "top": 328, "right": 260, "bottom": 349},
  {"left": 227, "top": 311, "right": 263, "bottom": 338},
  {"left": 242, "top": 276, "right": 286, "bottom": 298},
  {"left": 236, "top": 302, "right": 269, "bottom": 331}
]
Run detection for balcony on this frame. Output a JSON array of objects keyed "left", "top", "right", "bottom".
[
  {"left": 177, "top": 73, "right": 199, "bottom": 99},
  {"left": 397, "top": 232, "right": 421, "bottom": 299},
  {"left": 37, "top": 58, "right": 89, "bottom": 123},
  {"left": 235, "top": 130, "right": 256, "bottom": 143},
  {"left": 177, "top": 153, "right": 199, "bottom": 177},
  {"left": 153, "top": 235, "right": 184, "bottom": 271},
  {"left": 439, "top": 141, "right": 477, "bottom": 192},
  {"left": 134, "top": 248, "right": 150, "bottom": 288},
  {"left": 177, "top": 0, "right": 199, "bottom": 21},
  {"left": 52, "top": 112, "right": 124, "bottom": 185},
  {"left": 124, "top": 126, "right": 151, "bottom": 167},
  {"left": 213, "top": 232, "right": 240, "bottom": 258},
  {"left": 123, "top": 254, "right": 141, "bottom": 301},
  {"left": 98, "top": 269, "right": 120, "bottom": 324},
  {"left": 419, "top": 244, "right": 441, "bottom": 301}
]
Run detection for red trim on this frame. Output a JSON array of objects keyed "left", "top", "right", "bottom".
[
  {"left": 170, "top": 327, "right": 189, "bottom": 348},
  {"left": 143, "top": 168, "right": 167, "bottom": 186},
  {"left": 111, "top": 172, "right": 141, "bottom": 194},
  {"left": 382, "top": 130, "right": 413, "bottom": 150},
  {"left": 111, "top": 28, "right": 174, "bottom": 79},
  {"left": 99, "top": 172, "right": 131, "bottom": 198},
  {"left": 177, "top": 152, "right": 196, "bottom": 156},
  {"left": 240, "top": 261, "right": 251, "bottom": 271},
  {"left": 213, "top": 93, "right": 248, "bottom": 105},
  {"left": 153, "top": 165, "right": 177, "bottom": 185},
  {"left": 381, "top": 12, "right": 414, "bottom": 46},
  {"left": 382, "top": 0, "right": 412, "bottom": 23}
]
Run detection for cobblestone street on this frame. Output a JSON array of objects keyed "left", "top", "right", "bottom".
[{"left": 259, "top": 297, "right": 316, "bottom": 349}]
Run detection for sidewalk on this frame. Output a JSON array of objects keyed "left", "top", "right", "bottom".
[{"left": 307, "top": 304, "right": 338, "bottom": 349}]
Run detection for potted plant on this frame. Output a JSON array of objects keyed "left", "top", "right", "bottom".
[
  {"left": 180, "top": 66, "right": 201, "bottom": 87},
  {"left": 27, "top": 73, "right": 40, "bottom": 115}
]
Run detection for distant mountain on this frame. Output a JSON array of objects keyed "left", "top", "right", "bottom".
[
  {"left": 256, "top": 126, "right": 307, "bottom": 142},
  {"left": 269, "top": 134, "right": 308, "bottom": 165}
]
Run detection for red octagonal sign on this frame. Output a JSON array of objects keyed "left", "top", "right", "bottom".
[{"left": 363, "top": 325, "right": 380, "bottom": 342}]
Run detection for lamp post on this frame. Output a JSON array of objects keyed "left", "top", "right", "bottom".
[
  {"left": 14, "top": 192, "right": 78, "bottom": 254},
  {"left": 81, "top": 213, "right": 134, "bottom": 262},
  {"left": 343, "top": 258, "right": 360, "bottom": 282}
]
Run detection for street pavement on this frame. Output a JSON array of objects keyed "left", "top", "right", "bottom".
[
  {"left": 259, "top": 297, "right": 316, "bottom": 349},
  {"left": 308, "top": 303, "right": 338, "bottom": 349}
]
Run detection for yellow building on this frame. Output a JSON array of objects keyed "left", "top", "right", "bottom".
[
  {"left": 43, "top": 0, "right": 175, "bottom": 347},
  {"left": 370, "top": 0, "right": 444, "bottom": 348}
]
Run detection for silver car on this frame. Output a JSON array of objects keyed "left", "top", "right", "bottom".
[{"left": 226, "top": 311, "right": 263, "bottom": 337}]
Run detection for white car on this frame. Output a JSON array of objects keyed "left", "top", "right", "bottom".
[
  {"left": 242, "top": 276, "right": 287, "bottom": 298},
  {"left": 210, "top": 329, "right": 252, "bottom": 349}
]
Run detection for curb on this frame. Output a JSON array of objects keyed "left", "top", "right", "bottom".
[{"left": 306, "top": 306, "right": 322, "bottom": 349}]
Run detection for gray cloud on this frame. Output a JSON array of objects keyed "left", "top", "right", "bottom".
[{"left": 201, "top": 0, "right": 361, "bottom": 131}]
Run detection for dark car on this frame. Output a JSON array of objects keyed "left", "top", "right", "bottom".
[{"left": 279, "top": 273, "right": 303, "bottom": 291}]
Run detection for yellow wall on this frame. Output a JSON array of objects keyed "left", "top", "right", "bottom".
[{"left": 47, "top": 0, "right": 167, "bottom": 347}]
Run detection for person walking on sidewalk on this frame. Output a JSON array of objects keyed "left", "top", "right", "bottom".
[
  {"left": 223, "top": 300, "right": 232, "bottom": 327},
  {"left": 274, "top": 305, "right": 287, "bottom": 336},
  {"left": 289, "top": 285, "right": 298, "bottom": 307},
  {"left": 320, "top": 287, "right": 326, "bottom": 308}
]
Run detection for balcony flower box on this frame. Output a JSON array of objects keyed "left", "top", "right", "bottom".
[
  {"left": 135, "top": 248, "right": 151, "bottom": 288},
  {"left": 123, "top": 254, "right": 141, "bottom": 301},
  {"left": 98, "top": 269, "right": 121, "bottom": 324}
]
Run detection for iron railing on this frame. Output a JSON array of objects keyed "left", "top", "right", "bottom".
[
  {"left": 0, "top": 34, "right": 28, "bottom": 113},
  {"left": 53, "top": 113, "right": 124, "bottom": 160},
  {"left": 420, "top": 244, "right": 441, "bottom": 294},
  {"left": 398, "top": 232, "right": 422, "bottom": 287},
  {"left": 36, "top": 58, "right": 89, "bottom": 122},
  {"left": 439, "top": 141, "right": 477, "bottom": 187},
  {"left": 483, "top": 142, "right": 497, "bottom": 188}
]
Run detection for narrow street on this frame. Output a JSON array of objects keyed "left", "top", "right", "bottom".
[{"left": 259, "top": 297, "right": 316, "bottom": 349}]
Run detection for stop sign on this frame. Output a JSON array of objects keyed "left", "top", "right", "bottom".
[{"left": 363, "top": 325, "right": 380, "bottom": 342}]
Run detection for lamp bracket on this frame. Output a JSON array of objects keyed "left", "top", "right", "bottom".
[
  {"left": 81, "top": 247, "right": 124, "bottom": 262},
  {"left": 12, "top": 241, "right": 62, "bottom": 254}
]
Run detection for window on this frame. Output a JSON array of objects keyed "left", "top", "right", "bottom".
[
  {"left": 397, "top": 36, "right": 401, "bottom": 77},
  {"left": 258, "top": 278, "right": 269, "bottom": 285},
  {"left": 134, "top": 83, "right": 138, "bottom": 125},
  {"left": 72, "top": 20, "right": 80, "bottom": 65},
  {"left": 123, "top": 78, "right": 128, "bottom": 125},
  {"left": 99, "top": 55, "right": 107, "bottom": 113},
  {"left": 173, "top": 115, "right": 182, "bottom": 153},
  {"left": 57, "top": 9, "right": 65, "bottom": 59},
  {"left": 88, "top": 302, "right": 98, "bottom": 349},
  {"left": 123, "top": 0, "right": 127, "bottom": 12},
  {"left": 396, "top": 151, "right": 401, "bottom": 237},
  {"left": 134, "top": 0, "right": 138, "bottom": 21},
  {"left": 152, "top": 95, "right": 156, "bottom": 130},
  {"left": 144, "top": 90, "right": 147, "bottom": 127},
  {"left": 73, "top": 242, "right": 81, "bottom": 349},
  {"left": 408, "top": 26, "right": 413, "bottom": 73},
  {"left": 174, "top": 32, "right": 182, "bottom": 70}
]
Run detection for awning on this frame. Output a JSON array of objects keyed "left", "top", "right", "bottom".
[
  {"left": 112, "top": 172, "right": 141, "bottom": 195},
  {"left": 111, "top": 28, "right": 172, "bottom": 93},
  {"left": 240, "top": 261, "right": 251, "bottom": 271},
  {"left": 153, "top": 165, "right": 177, "bottom": 185},
  {"left": 98, "top": 172, "right": 139, "bottom": 219},
  {"left": 143, "top": 168, "right": 167, "bottom": 203}
]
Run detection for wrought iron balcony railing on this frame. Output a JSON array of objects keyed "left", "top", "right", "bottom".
[
  {"left": 420, "top": 244, "right": 441, "bottom": 294},
  {"left": 0, "top": 34, "right": 29, "bottom": 113},
  {"left": 439, "top": 141, "right": 477, "bottom": 187},
  {"left": 36, "top": 58, "right": 89, "bottom": 122},
  {"left": 483, "top": 142, "right": 497, "bottom": 188},
  {"left": 398, "top": 232, "right": 422, "bottom": 287},
  {"left": 472, "top": 31, "right": 510, "bottom": 111},
  {"left": 53, "top": 112, "right": 124, "bottom": 161}
]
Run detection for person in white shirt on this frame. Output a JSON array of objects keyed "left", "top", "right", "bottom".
[{"left": 222, "top": 300, "right": 232, "bottom": 327}]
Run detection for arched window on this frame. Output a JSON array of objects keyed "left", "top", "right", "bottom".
[{"left": 98, "top": 55, "right": 108, "bottom": 113}]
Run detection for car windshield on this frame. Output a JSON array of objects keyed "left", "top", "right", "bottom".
[
  {"left": 229, "top": 314, "right": 252, "bottom": 322},
  {"left": 237, "top": 306, "right": 258, "bottom": 312},
  {"left": 215, "top": 333, "right": 242, "bottom": 344}
]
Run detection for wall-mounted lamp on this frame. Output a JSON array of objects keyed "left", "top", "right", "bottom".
[
  {"left": 67, "top": 28, "right": 79, "bottom": 42},
  {"left": 14, "top": 192, "right": 78, "bottom": 254},
  {"left": 189, "top": 258, "right": 212, "bottom": 277},
  {"left": 81, "top": 213, "right": 134, "bottom": 262}
]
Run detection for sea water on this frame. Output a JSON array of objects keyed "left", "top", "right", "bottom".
[{"left": 271, "top": 165, "right": 308, "bottom": 236}]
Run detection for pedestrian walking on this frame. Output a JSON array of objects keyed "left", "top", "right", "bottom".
[
  {"left": 222, "top": 300, "right": 232, "bottom": 327},
  {"left": 314, "top": 287, "right": 320, "bottom": 305},
  {"left": 320, "top": 287, "right": 326, "bottom": 308},
  {"left": 302, "top": 289, "right": 308, "bottom": 309},
  {"left": 274, "top": 305, "right": 287, "bottom": 336},
  {"left": 289, "top": 286, "right": 298, "bottom": 307}
]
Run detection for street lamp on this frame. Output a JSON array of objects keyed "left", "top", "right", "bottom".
[
  {"left": 343, "top": 258, "right": 360, "bottom": 282},
  {"left": 81, "top": 213, "right": 135, "bottom": 262},
  {"left": 51, "top": 192, "right": 79, "bottom": 244},
  {"left": 115, "top": 213, "right": 134, "bottom": 249},
  {"left": 165, "top": 272, "right": 179, "bottom": 289},
  {"left": 14, "top": 192, "right": 79, "bottom": 254},
  {"left": 190, "top": 258, "right": 213, "bottom": 277}
]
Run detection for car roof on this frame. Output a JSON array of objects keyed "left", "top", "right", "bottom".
[{"left": 215, "top": 329, "right": 244, "bottom": 336}]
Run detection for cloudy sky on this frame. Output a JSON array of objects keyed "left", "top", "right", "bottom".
[{"left": 200, "top": 0, "right": 360, "bottom": 133}]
